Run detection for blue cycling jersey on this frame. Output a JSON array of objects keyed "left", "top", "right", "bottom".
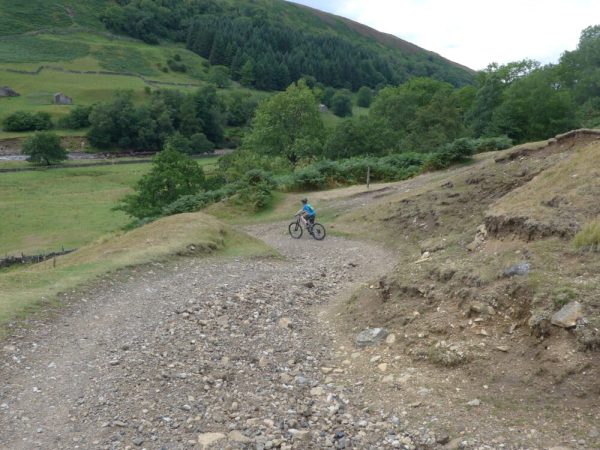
[{"left": 303, "top": 204, "right": 316, "bottom": 216}]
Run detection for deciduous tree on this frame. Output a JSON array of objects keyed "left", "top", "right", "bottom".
[{"left": 243, "top": 81, "right": 325, "bottom": 166}]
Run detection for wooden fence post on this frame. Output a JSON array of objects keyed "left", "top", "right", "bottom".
[{"left": 366, "top": 166, "right": 371, "bottom": 189}]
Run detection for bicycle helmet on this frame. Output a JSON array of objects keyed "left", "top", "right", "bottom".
[{"left": 301, "top": 198, "right": 307, "bottom": 204}]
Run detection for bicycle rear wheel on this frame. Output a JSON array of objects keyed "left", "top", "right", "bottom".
[
  {"left": 311, "top": 223, "right": 326, "bottom": 240},
  {"left": 289, "top": 221, "right": 303, "bottom": 239}
]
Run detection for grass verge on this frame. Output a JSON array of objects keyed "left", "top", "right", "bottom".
[
  {"left": 0, "top": 158, "right": 218, "bottom": 256},
  {"left": 0, "top": 212, "right": 275, "bottom": 337}
]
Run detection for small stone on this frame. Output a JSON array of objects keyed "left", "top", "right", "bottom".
[
  {"left": 356, "top": 328, "right": 388, "bottom": 347},
  {"left": 279, "top": 372, "right": 292, "bottom": 383},
  {"left": 496, "top": 346, "right": 510, "bottom": 352},
  {"left": 310, "top": 386, "right": 325, "bottom": 396},
  {"left": 377, "top": 363, "right": 388, "bottom": 372},
  {"left": 228, "top": 430, "right": 252, "bottom": 443},
  {"left": 385, "top": 333, "right": 396, "bottom": 345},
  {"left": 109, "top": 360, "right": 120, "bottom": 366},
  {"left": 278, "top": 317, "right": 293, "bottom": 329},
  {"left": 382, "top": 375, "right": 394, "bottom": 383},
  {"left": 446, "top": 437, "right": 463, "bottom": 450},
  {"left": 503, "top": 262, "right": 530, "bottom": 277},
  {"left": 417, "top": 387, "right": 431, "bottom": 396},
  {"left": 263, "top": 419, "right": 275, "bottom": 428},
  {"left": 290, "top": 429, "right": 311, "bottom": 442},
  {"left": 321, "top": 367, "right": 333, "bottom": 374},
  {"left": 132, "top": 437, "right": 144, "bottom": 446},
  {"left": 3, "top": 345, "right": 16, "bottom": 352},
  {"left": 113, "top": 420, "right": 127, "bottom": 427},
  {"left": 470, "top": 303, "right": 495, "bottom": 315},
  {"left": 551, "top": 301, "right": 584, "bottom": 328},
  {"left": 258, "top": 357, "right": 268, "bottom": 368},
  {"left": 467, "top": 399, "right": 481, "bottom": 407},
  {"left": 436, "top": 432, "right": 450, "bottom": 445},
  {"left": 198, "top": 432, "right": 226, "bottom": 448}
]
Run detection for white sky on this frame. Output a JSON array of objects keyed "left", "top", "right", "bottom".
[{"left": 289, "top": 0, "right": 600, "bottom": 70}]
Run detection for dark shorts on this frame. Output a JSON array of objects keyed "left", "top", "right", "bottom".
[{"left": 307, "top": 215, "right": 315, "bottom": 224}]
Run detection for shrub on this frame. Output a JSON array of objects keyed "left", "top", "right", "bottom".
[
  {"left": 331, "top": 90, "right": 353, "bottom": 117},
  {"left": 356, "top": 86, "right": 373, "bottom": 107},
  {"left": 3, "top": 111, "right": 53, "bottom": 131},
  {"left": 422, "top": 152, "right": 451, "bottom": 171},
  {"left": 573, "top": 220, "right": 600, "bottom": 252},
  {"left": 162, "top": 185, "right": 236, "bottom": 216},
  {"left": 288, "top": 166, "right": 326, "bottom": 190},
  {"left": 235, "top": 169, "right": 277, "bottom": 210},
  {"left": 474, "top": 136, "right": 513, "bottom": 153},
  {"left": 552, "top": 287, "right": 577, "bottom": 309},
  {"left": 447, "top": 137, "right": 476, "bottom": 160},
  {"left": 422, "top": 138, "right": 475, "bottom": 172},
  {"left": 190, "top": 133, "right": 214, "bottom": 154},
  {"left": 58, "top": 105, "right": 92, "bottom": 129},
  {"left": 167, "top": 58, "right": 187, "bottom": 72}
]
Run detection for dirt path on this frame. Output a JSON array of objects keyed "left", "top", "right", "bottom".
[{"left": 0, "top": 221, "right": 422, "bottom": 449}]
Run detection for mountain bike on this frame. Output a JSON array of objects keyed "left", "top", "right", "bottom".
[{"left": 288, "top": 215, "right": 326, "bottom": 240}]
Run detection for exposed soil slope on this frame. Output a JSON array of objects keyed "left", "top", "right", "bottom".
[{"left": 331, "top": 130, "right": 600, "bottom": 448}]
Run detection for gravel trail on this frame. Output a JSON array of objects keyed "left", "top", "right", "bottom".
[{"left": 0, "top": 221, "right": 418, "bottom": 449}]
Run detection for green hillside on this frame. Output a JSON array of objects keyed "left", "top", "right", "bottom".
[
  {"left": 0, "top": 0, "right": 474, "bottom": 90},
  {"left": 0, "top": 31, "right": 213, "bottom": 125},
  {"left": 0, "top": 0, "right": 474, "bottom": 140},
  {"left": 102, "top": 0, "right": 474, "bottom": 89},
  {"left": 0, "top": 0, "right": 106, "bottom": 35}
]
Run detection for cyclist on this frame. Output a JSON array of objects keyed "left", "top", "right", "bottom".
[{"left": 296, "top": 198, "right": 316, "bottom": 229}]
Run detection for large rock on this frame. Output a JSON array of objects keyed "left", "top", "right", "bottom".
[
  {"left": 528, "top": 312, "right": 551, "bottom": 337},
  {"left": 356, "top": 328, "right": 388, "bottom": 347},
  {"left": 0, "top": 86, "right": 19, "bottom": 97},
  {"left": 551, "top": 301, "right": 584, "bottom": 328},
  {"left": 53, "top": 92, "right": 73, "bottom": 105}
]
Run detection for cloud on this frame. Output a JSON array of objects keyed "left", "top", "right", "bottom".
[{"left": 290, "top": 0, "right": 600, "bottom": 70}]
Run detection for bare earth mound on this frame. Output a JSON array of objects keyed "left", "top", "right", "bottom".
[{"left": 331, "top": 130, "right": 600, "bottom": 449}]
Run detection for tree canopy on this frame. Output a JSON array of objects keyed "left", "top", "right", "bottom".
[
  {"left": 22, "top": 132, "right": 67, "bottom": 165},
  {"left": 242, "top": 81, "right": 325, "bottom": 166},
  {"left": 118, "top": 145, "right": 206, "bottom": 219},
  {"left": 101, "top": 0, "right": 474, "bottom": 91}
]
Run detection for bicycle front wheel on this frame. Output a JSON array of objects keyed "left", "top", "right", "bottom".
[
  {"left": 311, "top": 223, "right": 326, "bottom": 240},
  {"left": 289, "top": 221, "right": 303, "bottom": 239}
]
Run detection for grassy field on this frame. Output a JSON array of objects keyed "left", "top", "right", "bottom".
[
  {"left": 0, "top": 212, "right": 274, "bottom": 337},
  {"left": 0, "top": 0, "right": 106, "bottom": 36},
  {"left": 0, "top": 157, "right": 218, "bottom": 256},
  {"left": 0, "top": 31, "right": 212, "bottom": 124}
]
